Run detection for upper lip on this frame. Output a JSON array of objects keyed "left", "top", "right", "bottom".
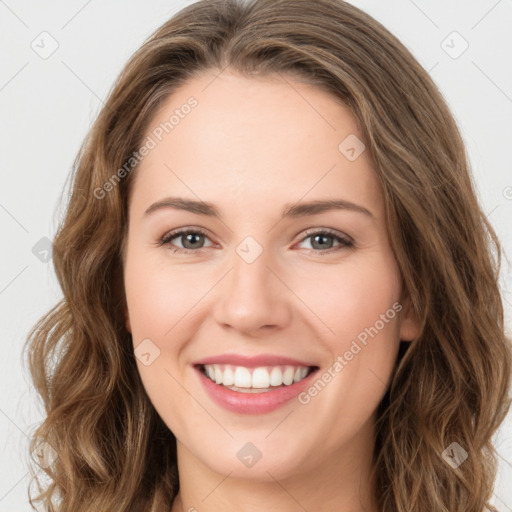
[{"left": 193, "top": 353, "right": 318, "bottom": 368}]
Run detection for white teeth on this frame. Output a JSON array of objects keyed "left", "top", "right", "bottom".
[
  {"left": 223, "top": 366, "right": 234, "bottom": 386},
  {"left": 251, "top": 367, "right": 270, "bottom": 388},
  {"left": 202, "top": 364, "right": 312, "bottom": 389},
  {"left": 233, "top": 366, "right": 252, "bottom": 388},
  {"left": 270, "top": 366, "right": 283, "bottom": 386},
  {"left": 282, "top": 366, "right": 294, "bottom": 385}
]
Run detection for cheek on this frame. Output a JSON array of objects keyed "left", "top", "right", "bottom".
[
  {"left": 124, "top": 250, "right": 205, "bottom": 338},
  {"left": 292, "top": 254, "right": 403, "bottom": 413},
  {"left": 293, "top": 254, "right": 402, "bottom": 343},
  {"left": 298, "top": 258, "right": 402, "bottom": 419},
  {"left": 123, "top": 253, "right": 200, "bottom": 432}
]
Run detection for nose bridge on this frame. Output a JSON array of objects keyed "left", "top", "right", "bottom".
[
  {"left": 232, "top": 238, "right": 273, "bottom": 294},
  {"left": 213, "top": 235, "right": 290, "bottom": 332}
]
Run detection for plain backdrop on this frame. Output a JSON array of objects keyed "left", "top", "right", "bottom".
[{"left": 1, "top": 0, "right": 511, "bottom": 510}]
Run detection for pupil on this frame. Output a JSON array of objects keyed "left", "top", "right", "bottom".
[
  {"left": 184, "top": 233, "right": 203, "bottom": 249},
  {"left": 312, "top": 234, "right": 332, "bottom": 250}
]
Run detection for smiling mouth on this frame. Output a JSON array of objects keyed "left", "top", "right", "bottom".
[{"left": 197, "top": 363, "right": 319, "bottom": 393}]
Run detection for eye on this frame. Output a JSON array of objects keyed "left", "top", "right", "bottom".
[
  {"left": 159, "top": 227, "right": 354, "bottom": 255},
  {"left": 297, "top": 228, "right": 354, "bottom": 254},
  {"left": 159, "top": 227, "right": 214, "bottom": 254}
]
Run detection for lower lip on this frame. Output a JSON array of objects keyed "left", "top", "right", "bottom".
[{"left": 195, "top": 366, "right": 318, "bottom": 414}]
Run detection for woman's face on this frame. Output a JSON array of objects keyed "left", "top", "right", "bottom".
[{"left": 123, "top": 70, "right": 419, "bottom": 481}]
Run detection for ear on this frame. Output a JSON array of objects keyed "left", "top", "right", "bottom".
[{"left": 398, "top": 293, "right": 420, "bottom": 342}]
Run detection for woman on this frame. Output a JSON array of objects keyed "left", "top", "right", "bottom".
[{"left": 24, "top": 0, "right": 511, "bottom": 511}]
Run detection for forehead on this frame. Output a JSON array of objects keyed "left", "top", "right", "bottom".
[{"left": 128, "top": 70, "right": 382, "bottom": 221}]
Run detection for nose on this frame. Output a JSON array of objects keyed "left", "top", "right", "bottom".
[{"left": 212, "top": 244, "right": 292, "bottom": 335}]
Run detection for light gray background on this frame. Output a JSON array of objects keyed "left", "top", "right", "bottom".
[{"left": 1, "top": 0, "right": 511, "bottom": 510}]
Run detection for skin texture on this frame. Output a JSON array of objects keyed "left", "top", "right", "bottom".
[{"left": 123, "top": 70, "right": 420, "bottom": 512}]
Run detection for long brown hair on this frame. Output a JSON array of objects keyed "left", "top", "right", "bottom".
[{"left": 24, "top": 0, "right": 511, "bottom": 510}]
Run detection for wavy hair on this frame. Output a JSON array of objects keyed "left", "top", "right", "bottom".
[{"left": 24, "top": 0, "right": 511, "bottom": 510}]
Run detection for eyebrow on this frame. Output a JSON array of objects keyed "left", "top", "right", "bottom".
[{"left": 144, "top": 196, "right": 374, "bottom": 219}]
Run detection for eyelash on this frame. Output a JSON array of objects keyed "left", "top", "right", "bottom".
[{"left": 158, "top": 227, "right": 354, "bottom": 255}]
